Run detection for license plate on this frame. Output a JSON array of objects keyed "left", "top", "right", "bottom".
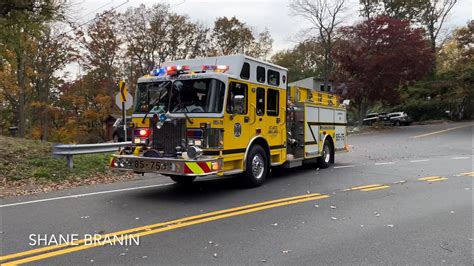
[{"left": 130, "top": 159, "right": 175, "bottom": 173}]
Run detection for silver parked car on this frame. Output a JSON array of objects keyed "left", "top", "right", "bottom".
[{"left": 387, "top": 112, "right": 412, "bottom": 126}]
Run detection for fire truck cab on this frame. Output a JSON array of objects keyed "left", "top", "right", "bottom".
[{"left": 111, "top": 54, "right": 347, "bottom": 187}]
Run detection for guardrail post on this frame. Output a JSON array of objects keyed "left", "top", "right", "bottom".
[{"left": 66, "top": 155, "right": 74, "bottom": 169}]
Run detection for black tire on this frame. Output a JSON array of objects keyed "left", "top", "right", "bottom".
[
  {"left": 170, "top": 175, "right": 196, "bottom": 184},
  {"left": 317, "top": 140, "right": 334, "bottom": 169},
  {"left": 242, "top": 145, "right": 268, "bottom": 187},
  {"left": 394, "top": 121, "right": 401, "bottom": 126}
]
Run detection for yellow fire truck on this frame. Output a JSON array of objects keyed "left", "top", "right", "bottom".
[{"left": 110, "top": 55, "right": 348, "bottom": 187}]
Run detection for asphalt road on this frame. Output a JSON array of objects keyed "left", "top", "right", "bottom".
[{"left": 1, "top": 122, "right": 473, "bottom": 265}]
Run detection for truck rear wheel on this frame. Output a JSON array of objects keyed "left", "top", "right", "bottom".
[
  {"left": 318, "top": 140, "right": 333, "bottom": 169},
  {"left": 243, "top": 145, "right": 268, "bottom": 187},
  {"left": 170, "top": 175, "right": 196, "bottom": 184}
]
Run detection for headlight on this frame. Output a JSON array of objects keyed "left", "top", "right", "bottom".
[
  {"left": 187, "top": 146, "right": 203, "bottom": 160},
  {"left": 134, "top": 137, "right": 147, "bottom": 144}
]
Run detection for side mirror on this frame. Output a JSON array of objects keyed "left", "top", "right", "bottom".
[
  {"left": 232, "top": 95, "right": 245, "bottom": 114},
  {"left": 341, "top": 99, "right": 351, "bottom": 107}
]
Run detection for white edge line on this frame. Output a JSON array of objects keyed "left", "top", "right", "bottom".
[
  {"left": 333, "top": 165, "right": 356, "bottom": 169},
  {"left": 410, "top": 159, "right": 430, "bottom": 163},
  {"left": 0, "top": 183, "right": 175, "bottom": 208},
  {"left": 374, "top": 162, "right": 396, "bottom": 165},
  {"left": 451, "top": 157, "right": 470, "bottom": 160}
]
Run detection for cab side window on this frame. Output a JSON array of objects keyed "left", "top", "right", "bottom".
[
  {"left": 226, "top": 82, "right": 248, "bottom": 114},
  {"left": 240, "top": 62, "right": 250, "bottom": 80},
  {"left": 267, "top": 89, "right": 279, "bottom": 116},
  {"left": 256, "top": 66, "right": 265, "bottom": 83},
  {"left": 267, "top": 69, "right": 280, "bottom": 86},
  {"left": 256, "top": 87, "right": 265, "bottom": 116}
]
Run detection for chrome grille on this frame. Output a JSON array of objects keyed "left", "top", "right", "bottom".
[{"left": 150, "top": 119, "right": 186, "bottom": 156}]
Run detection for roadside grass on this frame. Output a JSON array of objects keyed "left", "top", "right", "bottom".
[{"left": 0, "top": 135, "right": 111, "bottom": 182}]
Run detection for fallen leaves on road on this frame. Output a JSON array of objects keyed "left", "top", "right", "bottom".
[{"left": 439, "top": 241, "right": 453, "bottom": 252}]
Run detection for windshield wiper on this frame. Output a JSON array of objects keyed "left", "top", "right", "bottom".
[
  {"left": 182, "top": 105, "right": 194, "bottom": 124},
  {"left": 142, "top": 89, "right": 165, "bottom": 124}
]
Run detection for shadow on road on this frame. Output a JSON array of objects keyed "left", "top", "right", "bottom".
[{"left": 133, "top": 165, "right": 319, "bottom": 203}]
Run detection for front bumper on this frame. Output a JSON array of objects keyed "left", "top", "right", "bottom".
[{"left": 110, "top": 155, "right": 222, "bottom": 176}]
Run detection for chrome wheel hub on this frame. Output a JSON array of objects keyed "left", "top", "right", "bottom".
[
  {"left": 251, "top": 154, "right": 265, "bottom": 179},
  {"left": 323, "top": 145, "right": 330, "bottom": 163}
]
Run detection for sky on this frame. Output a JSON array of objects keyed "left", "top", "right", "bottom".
[
  {"left": 71, "top": 0, "right": 473, "bottom": 51},
  {"left": 65, "top": 0, "right": 472, "bottom": 77}
]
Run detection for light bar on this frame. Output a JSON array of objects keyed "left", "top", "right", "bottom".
[
  {"left": 150, "top": 64, "right": 229, "bottom": 76},
  {"left": 201, "top": 65, "right": 229, "bottom": 72},
  {"left": 151, "top": 67, "right": 166, "bottom": 76}
]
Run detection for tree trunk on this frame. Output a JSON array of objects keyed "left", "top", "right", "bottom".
[
  {"left": 357, "top": 101, "right": 368, "bottom": 128},
  {"left": 323, "top": 46, "right": 330, "bottom": 92},
  {"left": 17, "top": 53, "right": 26, "bottom": 138},
  {"left": 41, "top": 80, "right": 50, "bottom": 141},
  {"left": 428, "top": 23, "right": 437, "bottom": 74}
]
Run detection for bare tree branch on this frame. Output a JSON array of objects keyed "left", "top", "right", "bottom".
[{"left": 290, "top": 0, "right": 346, "bottom": 90}]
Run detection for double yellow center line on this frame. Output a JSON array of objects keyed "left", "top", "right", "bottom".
[
  {"left": 459, "top": 172, "right": 474, "bottom": 177},
  {"left": 418, "top": 176, "right": 448, "bottom": 182},
  {"left": 0, "top": 193, "right": 329, "bottom": 265},
  {"left": 343, "top": 184, "right": 390, "bottom": 192}
]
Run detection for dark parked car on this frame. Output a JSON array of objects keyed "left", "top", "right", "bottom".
[
  {"left": 387, "top": 112, "right": 412, "bottom": 126},
  {"left": 112, "top": 117, "right": 132, "bottom": 142},
  {"left": 362, "top": 113, "right": 387, "bottom": 125}
]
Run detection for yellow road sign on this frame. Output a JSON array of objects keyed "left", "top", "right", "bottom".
[{"left": 119, "top": 80, "right": 128, "bottom": 102}]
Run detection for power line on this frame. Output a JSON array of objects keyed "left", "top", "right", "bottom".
[
  {"left": 73, "top": 0, "right": 115, "bottom": 22},
  {"left": 60, "top": 0, "right": 130, "bottom": 37}
]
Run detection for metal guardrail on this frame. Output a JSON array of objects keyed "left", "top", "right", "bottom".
[{"left": 53, "top": 142, "right": 132, "bottom": 168}]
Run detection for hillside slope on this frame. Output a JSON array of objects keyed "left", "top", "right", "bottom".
[{"left": 0, "top": 136, "right": 131, "bottom": 197}]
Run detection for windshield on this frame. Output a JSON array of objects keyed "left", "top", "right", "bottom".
[
  {"left": 169, "top": 79, "right": 225, "bottom": 113},
  {"left": 134, "top": 81, "right": 171, "bottom": 114}
]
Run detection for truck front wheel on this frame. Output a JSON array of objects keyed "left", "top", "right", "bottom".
[
  {"left": 170, "top": 175, "right": 196, "bottom": 184},
  {"left": 243, "top": 145, "right": 268, "bottom": 187}
]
